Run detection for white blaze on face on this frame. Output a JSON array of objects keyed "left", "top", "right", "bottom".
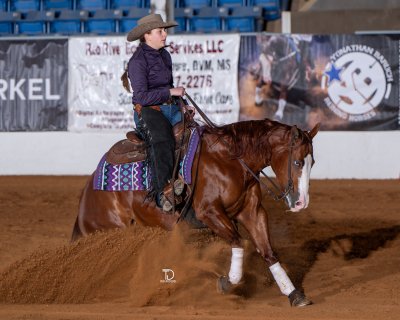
[{"left": 292, "top": 154, "right": 312, "bottom": 212}]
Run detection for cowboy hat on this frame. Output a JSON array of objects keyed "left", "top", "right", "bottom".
[{"left": 127, "top": 14, "right": 178, "bottom": 42}]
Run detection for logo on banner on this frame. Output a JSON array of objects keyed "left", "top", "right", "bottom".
[{"left": 321, "top": 45, "right": 393, "bottom": 122}]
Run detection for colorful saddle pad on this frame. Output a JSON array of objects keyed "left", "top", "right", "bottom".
[{"left": 93, "top": 127, "right": 202, "bottom": 192}]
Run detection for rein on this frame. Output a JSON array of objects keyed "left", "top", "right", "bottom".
[{"left": 184, "top": 92, "right": 294, "bottom": 202}]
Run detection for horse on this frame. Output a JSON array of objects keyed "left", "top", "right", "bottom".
[
  {"left": 254, "top": 35, "right": 316, "bottom": 121},
  {"left": 71, "top": 117, "right": 320, "bottom": 307}
]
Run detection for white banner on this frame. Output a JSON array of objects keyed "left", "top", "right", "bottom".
[
  {"left": 68, "top": 36, "right": 136, "bottom": 132},
  {"left": 168, "top": 33, "right": 240, "bottom": 125},
  {"left": 68, "top": 34, "right": 240, "bottom": 132}
]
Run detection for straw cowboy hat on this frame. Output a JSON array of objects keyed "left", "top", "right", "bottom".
[{"left": 127, "top": 14, "right": 178, "bottom": 42}]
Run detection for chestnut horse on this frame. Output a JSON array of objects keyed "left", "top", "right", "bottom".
[{"left": 72, "top": 118, "right": 320, "bottom": 307}]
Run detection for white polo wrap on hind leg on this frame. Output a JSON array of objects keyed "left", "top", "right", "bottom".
[
  {"left": 269, "top": 262, "right": 295, "bottom": 296},
  {"left": 228, "top": 247, "right": 244, "bottom": 285}
]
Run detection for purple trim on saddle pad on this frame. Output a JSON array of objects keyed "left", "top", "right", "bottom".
[
  {"left": 181, "top": 127, "right": 203, "bottom": 184},
  {"left": 93, "top": 154, "right": 150, "bottom": 191}
]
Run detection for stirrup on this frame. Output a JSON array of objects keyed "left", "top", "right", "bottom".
[
  {"left": 173, "top": 179, "right": 184, "bottom": 196},
  {"left": 159, "top": 194, "right": 173, "bottom": 212}
]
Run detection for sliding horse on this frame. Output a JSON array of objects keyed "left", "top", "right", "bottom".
[
  {"left": 72, "top": 118, "right": 320, "bottom": 307},
  {"left": 254, "top": 35, "right": 315, "bottom": 120}
]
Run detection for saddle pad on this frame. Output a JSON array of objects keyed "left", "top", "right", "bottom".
[{"left": 93, "top": 127, "right": 202, "bottom": 192}]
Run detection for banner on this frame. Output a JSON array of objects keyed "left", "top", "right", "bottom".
[
  {"left": 68, "top": 36, "right": 135, "bottom": 132},
  {"left": 169, "top": 34, "right": 240, "bottom": 125},
  {"left": 0, "top": 39, "right": 68, "bottom": 131},
  {"left": 68, "top": 34, "right": 240, "bottom": 132},
  {"left": 239, "top": 34, "right": 399, "bottom": 130}
]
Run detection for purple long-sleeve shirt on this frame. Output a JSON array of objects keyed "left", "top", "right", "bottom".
[{"left": 127, "top": 43, "right": 173, "bottom": 107}]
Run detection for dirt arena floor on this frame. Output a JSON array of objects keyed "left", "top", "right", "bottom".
[{"left": 0, "top": 176, "right": 399, "bottom": 320}]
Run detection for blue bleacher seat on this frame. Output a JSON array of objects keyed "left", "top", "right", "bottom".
[
  {"left": 110, "top": 0, "right": 141, "bottom": 9},
  {"left": 11, "top": 0, "right": 41, "bottom": 12},
  {"left": 182, "top": 0, "right": 212, "bottom": 9},
  {"left": 43, "top": 0, "right": 73, "bottom": 10},
  {"left": 77, "top": 0, "right": 106, "bottom": 10},
  {"left": 217, "top": 0, "right": 245, "bottom": 7},
  {"left": 0, "top": 0, "right": 7, "bottom": 11},
  {"left": 0, "top": 11, "right": 20, "bottom": 35},
  {"left": 174, "top": 7, "right": 192, "bottom": 33},
  {"left": 191, "top": 6, "right": 227, "bottom": 32},
  {"left": 16, "top": 11, "right": 54, "bottom": 35},
  {"left": 50, "top": 9, "right": 87, "bottom": 34},
  {"left": 251, "top": 0, "right": 280, "bottom": 20},
  {"left": 226, "top": 6, "right": 262, "bottom": 32},
  {"left": 119, "top": 7, "right": 149, "bottom": 33},
  {"left": 85, "top": 9, "right": 121, "bottom": 34}
]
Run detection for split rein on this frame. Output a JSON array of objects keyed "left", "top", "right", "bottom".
[{"left": 184, "top": 93, "right": 294, "bottom": 202}]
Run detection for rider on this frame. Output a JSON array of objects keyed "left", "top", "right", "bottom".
[{"left": 125, "top": 13, "right": 185, "bottom": 213}]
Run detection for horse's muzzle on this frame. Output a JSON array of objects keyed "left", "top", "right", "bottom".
[{"left": 286, "top": 193, "right": 309, "bottom": 212}]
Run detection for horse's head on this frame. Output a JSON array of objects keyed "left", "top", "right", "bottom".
[{"left": 270, "top": 123, "right": 320, "bottom": 212}]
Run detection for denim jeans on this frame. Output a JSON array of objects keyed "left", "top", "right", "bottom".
[{"left": 134, "top": 104, "right": 181, "bottom": 127}]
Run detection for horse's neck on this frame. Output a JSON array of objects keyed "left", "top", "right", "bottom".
[{"left": 210, "top": 120, "right": 287, "bottom": 173}]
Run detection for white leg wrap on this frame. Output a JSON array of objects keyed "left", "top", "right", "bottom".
[
  {"left": 277, "top": 98, "right": 287, "bottom": 113},
  {"left": 269, "top": 262, "right": 295, "bottom": 296},
  {"left": 228, "top": 247, "right": 244, "bottom": 285}
]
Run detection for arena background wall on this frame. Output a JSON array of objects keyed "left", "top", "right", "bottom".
[{"left": 1, "top": 34, "right": 399, "bottom": 178}]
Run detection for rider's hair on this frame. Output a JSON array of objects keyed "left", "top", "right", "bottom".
[{"left": 121, "top": 69, "right": 130, "bottom": 93}]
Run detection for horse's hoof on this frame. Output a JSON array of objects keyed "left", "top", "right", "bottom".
[
  {"left": 288, "top": 290, "right": 312, "bottom": 307},
  {"left": 216, "top": 275, "right": 232, "bottom": 294}
]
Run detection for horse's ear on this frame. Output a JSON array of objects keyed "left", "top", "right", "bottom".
[
  {"left": 290, "top": 125, "right": 300, "bottom": 141},
  {"left": 309, "top": 123, "right": 320, "bottom": 139}
]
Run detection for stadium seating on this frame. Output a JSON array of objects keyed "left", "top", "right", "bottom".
[
  {"left": 43, "top": 0, "right": 73, "bottom": 10},
  {"left": 217, "top": 0, "right": 245, "bottom": 7},
  {"left": 50, "top": 9, "right": 87, "bottom": 34},
  {"left": 11, "top": 0, "right": 41, "bottom": 12},
  {"left": 119, "top": 7, "right": 150, "bottom": 33},
  {"left": 16, "top": 10, "right": 53, "bottom": 35},
  {"left": 0, "top": 0, "right": 8, "bottom": 11},
  {"left": 85, "top": 9, "right": 121, "bottom": 34},
  {"left": 77, "top": 0, "right": 106, "bottom": 10},
  {"left": 174, "top": 7, "right": 192, "bottom": 33},
  {"left": 0, "top": 0, "right": 279, "bottom": 35},
  {"left": 182, "top": 0, "right": 212, "bottom": 9},
  {"left": 250, "top": 0, "right": 280, "bottom": 20},
  {"left": 0, "top": 11, "right": 20, "bottom": 35},
  {"left": 225, "top": 5, "right": 262, "bottom": 32},
  {"left": 191, "top": 6, "right": 228, "bottom": 32},
  {"left": 110, "top": 0, "right": 142, "bottom": 9}
]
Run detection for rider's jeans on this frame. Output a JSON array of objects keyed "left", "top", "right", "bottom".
[{"left": 134, "top": 104, "right": 181, "bottom": 127}]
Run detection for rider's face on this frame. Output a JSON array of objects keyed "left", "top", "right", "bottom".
[{"left": 145, "top": 28, "right": 168, "bottom": 50}]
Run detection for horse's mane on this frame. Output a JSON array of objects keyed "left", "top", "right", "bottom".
[
  {"left": 204, "top": 119, "right": 312, "bottom": 159},
  {"left": 204, "top": 119, "right": 288, "bottom": 158}
]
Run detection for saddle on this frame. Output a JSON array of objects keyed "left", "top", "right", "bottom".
[{"left": 105, "top": 113, "right": 194, "bottom": 165}]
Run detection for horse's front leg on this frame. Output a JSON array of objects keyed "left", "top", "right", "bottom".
[
  {"left": 237, "top": 187, "right": 312, "bottom": 307},
  {"left": 194, "top": 203, "right": 245, "bottom": 292},
  {"left": 274, "top": 86, "right": 288, "bottom": 120}
]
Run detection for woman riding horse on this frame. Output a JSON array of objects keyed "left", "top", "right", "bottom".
[
  {"left": 72, "top": 114, "right": 320, "bottom": 307},
  {"left": 125, "top": 13, "right": 186, "bottom": 212}
]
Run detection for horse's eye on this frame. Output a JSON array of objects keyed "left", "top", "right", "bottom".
[{"left": 293, "top": 160, "right": 303, "bottom": 167}]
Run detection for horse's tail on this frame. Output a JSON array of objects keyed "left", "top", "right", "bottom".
[
  {"left": 121, "top": 69, "right": 131, "bottom": 93},
  {"left": 70, "top": 217, "right": 83, "bottom": 242}
]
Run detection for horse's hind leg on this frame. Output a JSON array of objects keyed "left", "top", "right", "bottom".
[{"left": 71, "top": 217, "right": 83, "bottom": 242}]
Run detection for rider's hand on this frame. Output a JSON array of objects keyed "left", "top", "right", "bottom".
[{"left": 170, "top": 87, "right": 185, "bottom": 97}]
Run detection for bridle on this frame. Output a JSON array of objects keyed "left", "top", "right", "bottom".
[{"left": 184, "top": 93, "right": 296, "bottom": 203}]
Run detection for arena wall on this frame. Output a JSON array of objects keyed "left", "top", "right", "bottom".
[{"left": 0, "top": 131, "right": 398, "bottom": 179}]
